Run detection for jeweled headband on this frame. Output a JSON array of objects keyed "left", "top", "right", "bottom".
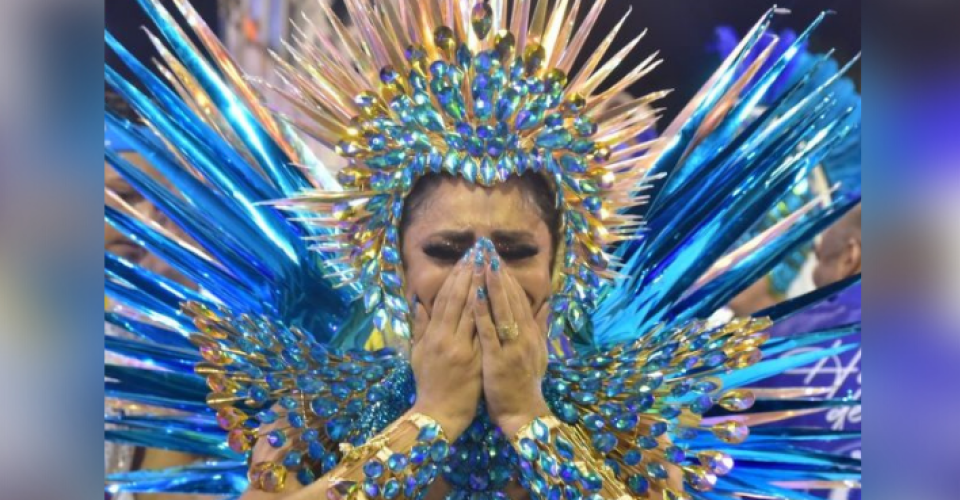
[{"left": 275, "top": 0, "right": 664, "bottom": 346}]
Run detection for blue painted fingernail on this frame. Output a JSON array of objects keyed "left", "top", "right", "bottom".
[
  {"left": 477, "top": 285, "right": 487, "bottom": 300},
  {"left": 491, "top": 254, "right": 501, "bottom": 272},
  {"left": 474, "top": 242, "right": 486, "bottom": 270}
]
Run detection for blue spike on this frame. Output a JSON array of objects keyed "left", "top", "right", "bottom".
[
  {"left": 124, "top": 1, "right": 311, "bottom": 196},
  {"left": 103, "top": 66, "right": 303, "bottom": 267},
  {"left": 105, "top": 335, "right": 200, "bottom": 373},
  {"left": 104, "top": 207, "right": 256, "bottom": 310},
  {"left": 105, "top": 311, "right": 193, "bottom": 348}
]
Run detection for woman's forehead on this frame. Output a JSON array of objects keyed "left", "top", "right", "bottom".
[{"left": 409, "top": 180, "right": 546, "bottom": 233}]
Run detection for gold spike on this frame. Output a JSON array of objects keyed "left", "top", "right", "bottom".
[
  {"left": 578, "top": 28, "right": 647, "bottom": 97},
  {"left": 556, "top": 0, "right": 608, "bottom": 73},
  {"left": 588, "top": 53, "right": 663, "bottom": 108},
  {"left": 345, "top": 0, "right": 394, "bottom": 70},
  {"left": 540, "top": 0, "right": 569, "bottom": 64},
  {"left": 316, "top": 0, "right": 377, "bottom": 80},
  {"left": 549, "top": 0, "right": 582, "bottom": 69},
  {"left": 528, "top": 0, "right": 550, "bottom": 44},
  {"left": 168, "top": 0, "right": 302, "bottom": 161},
  {"left": 510, "top": 0, "right": 532, "bottom": 51},
  {"left": 567, "top": 7, "right": 633, "bottom": 93}
]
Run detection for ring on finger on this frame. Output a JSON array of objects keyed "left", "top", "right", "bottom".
[{"left": 497, "top": 322, "right": 520, "bottom": 341}]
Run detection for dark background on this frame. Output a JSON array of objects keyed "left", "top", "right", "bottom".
[{"left": 106, "top": 0, "right": 861, "bottom": 125}]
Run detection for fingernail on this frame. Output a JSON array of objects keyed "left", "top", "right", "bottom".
[
  {"left": 477, "top": 285, "right": 487, "bottom": 301},
  {"left": 491, "top": 254, "right": 501, "bottom": 272},
  {"left": 474, "top": 241, "right": 486, "bottom": 271},
  {"left": 460, "top": 248, "right": 473, "bottom": 265}
]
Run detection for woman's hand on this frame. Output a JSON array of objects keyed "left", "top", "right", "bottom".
[
  {"left": 409, "top": 243, "right": 484, "bottom": 441},
  {"left": 473, "top": 241, "right": 552, "bottom": 437}
]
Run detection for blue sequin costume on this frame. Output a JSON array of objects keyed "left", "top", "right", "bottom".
[{"left": 105, "top": 1, "right": 861, "bottom": 498}]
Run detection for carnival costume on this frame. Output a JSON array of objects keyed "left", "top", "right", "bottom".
[{"left": 105, "top": 1, "right": 862, "bottom": 498}]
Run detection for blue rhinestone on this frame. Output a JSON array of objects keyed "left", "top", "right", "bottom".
[
  {"left": 609, "top": 412, "right": 635, "bottom": 432},
  {"left": 625, "top": 394, "right": 654, "bottom": 413},
  {"left": 539, "top": 452, "right": 559, "bottom": 476},
  {"left": 363, "top": 479, "right": 381, "bottom": 497},
  {"left": 474, "top": 92, "right": 493, "bottom": 120},
  {"left": 330, "top": 383, "right": 351, "bottom": 399},
  {"left": 623, "top": 449, "right": 643, "bottom": 466},
  {"left": 692, "top": 394, "right": 714, "bottom": 414},
  {"left": 604, "top": 458, "right": 621, "bottom": 476},
  {"left": 627, "top": 474, "right": 649, "bottom": 494},
  {"left": 545, "top": 113, "right": 564, "bottom": 127},
  {"left": 267, "top": 430, "right": 286, "bottom": 448},
  {"left": 530, "top": 419, "right": 550, "bottom": 441},
  {"left": 418, "top": 423, "right": 440, "bottom": 443},
  {"left": 364, "top": 459, "right": 385, "bottom": 479},
  {"left": 647, "top": 462, "right": 668, "bottom": 479},
  {"left": 377, "top": 479, "right": 398, "bottom": 499},
  {"left": 479, "top": 157, "right": 497, "bottom": 185},
  {"left": 637, "top": 436, "right": 658, "bottom": 449},
  {"left": 559, "top": 154, "right": 586, "bottom": 173},
  {"left": 487, "top": 137, "right": 505, "bottom": 157},
  {"left": 308, "top": 441, "right": 325, "bottom": 459},
  {"left": 297, "top": 467, "right": 315, "bottom": 485},
  {"left": 563, "top": 485, "right": 582, "bottom": 500},
  {"left": 518, "top": 438, "right": 539, "bottom": 461},
  {"left": 429, "top": 61, "right": 448, "bottom": 80},
  {"left": 557, "top": 402, "right": 579, "bottom": 423},
  {"left": 461, "top": 156, "right": 479, "bottom": 181},
  {"left": 410, "top": 444, "right": 430, "bottom": 464},
  {"left": 468, "top": 472, "right": 490, "bottom": 490},
  {"left": 456, "top": 121, "right": 473, "bottom": 136},
  {"left": 386, "top": 453, "right": 408, "bottom": 472},
  {"left": 430, "top": 440, "right": 450, "bottom": 462},
  {"left": 466, "top": 136, "right": 485, "bottom": 157},
  {"left": 662, "top": 405, "right": 682, "bottom": 420},
  {"left": 571, "top": 391, "right": 598, "bottom": 405},
  {"left": 592, "top": 432, "right": 617, "bottom": 454},
  {"left": 665, "top": 445, "right": 686, "bottom": 463},
  {"left": 325, "top": 417, "right": 350, "bottom": 441},
  {"left": 580, "top": 471, "right": 602, "bottom": 491},
  {"left": 288, "top": 412, "right": 305, "bottom": 428},
  {"left": 249, "top": 385, "right": 269, "bottom": 404},
  {"left": 559, "top": 463, "right": 580, "bottom": 482},
  {"left": 257, "top": 409, "right": 278, "bottom": 424},
  {"left": 580, "top": 377, "right": 602, "bottom": 392},
  {"left": 547, "top": 485, "right": 563, "bottom": 500},
  {"left": 582, "top": 413, "right": 604, "bottom": 431},
  {"left": 456, "top": 44, "right": 472, "bottom": 68},
  {"left": 495, "top": 89, "right": 521, "bottom": 121},
  {"left": 475, "top": 51, "right": 495, "bottom": 72},
  {"left": 650, "top": 421, "right": 669, "bottom": 436},
  {"left": 303, "top": 428, "right": 320, "bottom": 442},
  {"left": 368, "top": 133, "right": 388, "bottom": 152},
  {"left": 283, "top": 450, "right": 302, "bottom": 467},
  {"left": 322, "top": 453, "right": 339, "bottom": 472},
  {"left": 554, "top": 434, "right": 575, "bottom": 460}
]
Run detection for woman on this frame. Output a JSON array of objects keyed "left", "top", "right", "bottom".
[
  {"left": 105, "top": 1, "right": 861, "bottom": 499},
  {"left": 235, "top": 172, "right": 679, "bottom": 499}
]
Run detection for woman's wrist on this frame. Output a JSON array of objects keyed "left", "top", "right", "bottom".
[
  {"left": 408, "top": 403, "right": 471, "bottom": 441},
  {"left": 497, "top": 396, "right": 553, "bottom": 437}
]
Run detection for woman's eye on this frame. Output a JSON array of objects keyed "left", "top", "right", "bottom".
[
  {"left": 496, "top": 244, "right": 539, "bottom": 261},
  {"left": 423, "top": 243, "right": 467, "bottom": 263}
]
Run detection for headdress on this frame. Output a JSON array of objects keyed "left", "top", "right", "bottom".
[{"left": 271, "top": 0, "right": 664, "bottom": 347}]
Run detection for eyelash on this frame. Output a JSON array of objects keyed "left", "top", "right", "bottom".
[{"left": 422, "top": 242, "right": 539, "bottom": 263}]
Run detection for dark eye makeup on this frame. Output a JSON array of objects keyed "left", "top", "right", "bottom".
[{"left": 421, "top": 231, "right": 540, "bottom": 264}]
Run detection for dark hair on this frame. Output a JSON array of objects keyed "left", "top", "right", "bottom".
[{"left": 399, "top": 172, "right": 562, "bottom": 250}]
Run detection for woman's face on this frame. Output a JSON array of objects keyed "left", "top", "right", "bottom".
[{"left": 401, "top": 176, "right": 555, "bottom": 318}]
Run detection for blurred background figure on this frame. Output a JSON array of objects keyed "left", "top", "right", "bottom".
[{"left": 814, "top": 204, "right": 862, "bottom": 289}]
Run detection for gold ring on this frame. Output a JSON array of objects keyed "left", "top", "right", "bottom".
[{"left": 497, "top": 322, "right": 519, "bottom": 341}]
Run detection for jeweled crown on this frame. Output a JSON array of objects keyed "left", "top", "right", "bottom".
[{"left": 275, "top": 0, "right": 663, "bottom": 346}]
